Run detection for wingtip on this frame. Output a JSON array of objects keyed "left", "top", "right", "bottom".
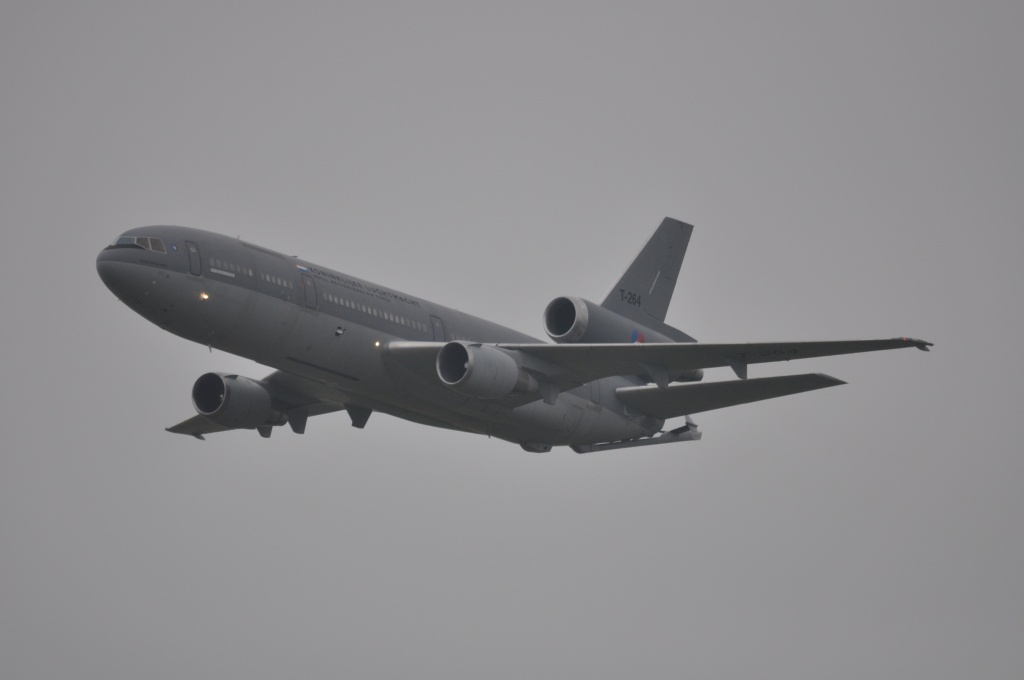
[
  {"left": 814, "top": 373, "right": 847, "bottom": 386},
  {"left": 899, "top": 337, "right": 933, "bottom": 351}
]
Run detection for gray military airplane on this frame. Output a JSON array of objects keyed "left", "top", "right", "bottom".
[{"left": 96, "top": 218, "right": 930, "bottom": 452}]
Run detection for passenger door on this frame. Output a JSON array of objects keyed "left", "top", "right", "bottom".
[
  {"left": 301, "top": 275, "right": 317, "bottom": 309},
  {"left": 430, "top": 315, "right": 446, "bottom": 341},
  {"left": 185, "top": 241, "right": 202, "bottom": 276}
]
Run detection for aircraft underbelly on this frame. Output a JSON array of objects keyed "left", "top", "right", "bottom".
[{"left": 155, "top": 271, "right": 654, "bottom": 447}]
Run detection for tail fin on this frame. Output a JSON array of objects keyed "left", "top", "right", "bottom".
[{"left": 601, "top": 217, "right": 693, "bottom": 324}]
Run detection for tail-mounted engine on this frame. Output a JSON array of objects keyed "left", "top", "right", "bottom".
[
  {"left": 544, "top": 296, "right": 702, "bottom": 385},
  {"left": 544, "top": 296, "right": 676, "bottom": 344}
]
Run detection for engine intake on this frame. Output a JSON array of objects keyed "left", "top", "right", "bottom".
[
  {"left": 192, "top": 372, "right": 286, "bottom": 430},
  {"left": 544, "top": 296, "right": 676, "bottom": 344},
  {"left": 436, "top": 342, "right": 537, "bottom": 399},
  {"left": 543, "top": 297, "right": 703, "bottom": 384}
]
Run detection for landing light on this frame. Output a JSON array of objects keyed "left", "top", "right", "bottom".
[
  {"left": 200, "top": 292, "right": 210, "bottom": 300},
  {"left": 374, "top": 340, "right": 381, "bottom": 348}
]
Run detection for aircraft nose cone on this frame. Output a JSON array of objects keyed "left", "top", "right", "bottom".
[
  {"left": 97, "top": 249, "right": 120, "bottom": 290},
  {"left": 97, "top": 252, "right": 113, "bottom": 281},
  {"left": 96, "top": 248, "right": 141, "bottom": 302}
]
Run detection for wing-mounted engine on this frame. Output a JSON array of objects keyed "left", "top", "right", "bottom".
[
  {"left": 436, "top": 342, "right": 538, "bottom": 399},
  {"left": 167, "top": 370, "right": 349, "bottom": 439},
  {"left": 191, "top": 372, "right": 288, "bottom": 434},
  {"left": 544, "top": 296, "right": 681, "bottom": 344}
]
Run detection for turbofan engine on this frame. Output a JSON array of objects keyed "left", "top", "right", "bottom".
[
  {"left": 543, "top": 297, "right": 703, "bottom": 385},
  {"left": 544, "top": 296, "right": 677, "bottom": 344},
  {"left": 191, "top": 372, "right": 287, "bottom": 430},
  {"left": 436, "top": 342, "right": 538, "bottom": 399}
]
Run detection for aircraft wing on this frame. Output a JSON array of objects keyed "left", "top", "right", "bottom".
[
  {"left": 500, "top": 337, "right": 932, "bottom": 386},
  {"left": 259, "top": 370, "right": 351, "bottom": 411},
  {"left": 383, "top": 337, "right": 931, "bottom": 399},
  {"left": 166, "top": 370, "right": 349, "bottom": 439},
  {"left": 615, "top": 373, "right": 845, "bottom": 419}
]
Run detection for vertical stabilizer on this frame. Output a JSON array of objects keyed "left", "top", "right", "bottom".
[{"left": 600, "top": 217, "right": 692, "bottom": 324}]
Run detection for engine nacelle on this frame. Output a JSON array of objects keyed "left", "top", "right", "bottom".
[
  {"left": 191, "top": 372, "right": 286, "bottom": 430},
  {"left": 436, "top": 342, "right": 537, "bottom": 399},
  {"left": 544, "top": 296, "right": 676, "bottom": 344},
  {"left": 544, "top": 297, "right": 703, "bottom": 384}
]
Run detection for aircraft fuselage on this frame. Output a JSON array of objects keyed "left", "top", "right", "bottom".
[{"left": 97, "top": 226, "right": 655, "bottom": 447}]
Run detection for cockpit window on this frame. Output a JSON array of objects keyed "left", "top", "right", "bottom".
[{"left": 107, "top": 235, "right": 166, "bottom": 253}]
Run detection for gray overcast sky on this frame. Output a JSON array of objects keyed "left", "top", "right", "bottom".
[{"left": 2, "top": 2, "right": 1022, "bottom": 678}]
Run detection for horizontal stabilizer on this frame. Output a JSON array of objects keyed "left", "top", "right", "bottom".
[{"left": 616, "top": 373, "right": 845, "bottom": 420}]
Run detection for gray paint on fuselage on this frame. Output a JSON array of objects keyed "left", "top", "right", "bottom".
[{"left": 98, "top": 225, "right": 650, "bottom": 446}]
